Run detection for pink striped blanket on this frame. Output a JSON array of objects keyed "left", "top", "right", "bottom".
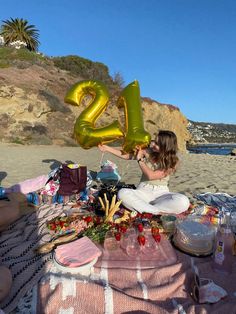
[
  {"left": 37, "top": 252, "right": 236, "bottom": 314},
  {"left": 1, "top": 203, "right": 236, "bottom": 314}
]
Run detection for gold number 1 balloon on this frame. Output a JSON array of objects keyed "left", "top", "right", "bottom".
[
  {"left": 64, "top": 80, "right": 123, "bottom": 149},
  {"left": 118, "top": 80, "right": 151, "bottom": 152}
]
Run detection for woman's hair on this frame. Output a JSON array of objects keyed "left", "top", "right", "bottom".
[{"left": 151, "top": 130, "right": 178, "bottom": 171}]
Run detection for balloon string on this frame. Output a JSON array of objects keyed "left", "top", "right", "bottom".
[
  {"left": 100, "top": 152, "right": 105, "bottom": 165},
  {"left": 123, "top": 160, "right": 130, "bottom": 181}
]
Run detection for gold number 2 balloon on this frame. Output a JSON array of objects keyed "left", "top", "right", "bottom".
[
  {"left": 65, "top": 79, "right": 151, "bottom": 152},
  {"left": 65, "top": 80, "right": 123, "bottom": 149}
]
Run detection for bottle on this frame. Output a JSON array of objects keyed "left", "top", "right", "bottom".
[
  {"left": 26, "top": 192, "right": 40, "bottom": 205},
  {"left": 0, "top": 187, "right": 6, "bottom": 198},
  {"left": 212, "top": 211, "right": 235, "bottom": 274},
  {"left": 0, "top": 187, "right": 9, "bottom": 201}
]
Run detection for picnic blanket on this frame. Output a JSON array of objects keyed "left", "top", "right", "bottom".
[
  {"left": 36, "top": 253, "right": 236, "bottom": 314},
  {"left": 196, "top": 192, "right": 236, "bottom": 212},
  {"left": 1, "top": 195, "right": 236, "bottom": 313},
  {"left": 0, "top": 204, "right": 69, "bottom": 313}
]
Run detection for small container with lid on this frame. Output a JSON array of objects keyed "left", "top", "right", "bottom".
[{"left": 161, "top": 215, "right": 176, "bottom": 233}]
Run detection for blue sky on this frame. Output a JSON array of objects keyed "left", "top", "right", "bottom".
[{"left": 1, "top": 0, "right": 236, "bottom": 124}]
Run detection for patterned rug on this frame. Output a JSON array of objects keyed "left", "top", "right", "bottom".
[
  {"left": 1, "top": 198, "right": 236, "bottom": 314},
  {"left": 0, "top": 204, "right": 68, "bottom": 313}
]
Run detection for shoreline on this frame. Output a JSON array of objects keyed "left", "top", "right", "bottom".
[{"left": 187, "top": 142, "right": 236, "bottom": 147}]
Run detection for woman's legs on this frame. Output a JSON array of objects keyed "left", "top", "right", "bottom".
[
  {"left": 118, "top": 184, "right": 169, "bottom": 214},
  {"left": 118, "top": 188, "right": 155, "bottom": 214},
  {"left": 118, "top": 184, "right": 190, "bottom": 215},
  {"left": 150, "top": 193, "right": 190, "bottom": 214}
]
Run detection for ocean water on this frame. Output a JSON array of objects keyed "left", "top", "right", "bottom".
[{"left": 187, "top": 144, "right": 236, "bottom": 156}]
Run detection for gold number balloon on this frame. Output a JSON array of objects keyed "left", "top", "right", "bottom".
[
  {"left": 117, "top": 80, "right": 151, "bottom": 152},
  {"left": 65, "top": 80, "right": 123, "bottom": 149},
  {"left": 65, "top": 79, "right": 151, "bottom": 152}
]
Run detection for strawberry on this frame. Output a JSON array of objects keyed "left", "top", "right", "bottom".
[
  {"left": 84, "top": 216, "right": 93, "bottom": 223},
  {"left": 115, "top": 232, "right": 121, "bottom": 241},
  {"left": 116, "top": 224, "right": 121, "bottom": 230},
  {"left": 142, "top": 213, "right": 153, "bottom": 219},
  {"left": 153, "top": 234, "right": 161, "bottom": 243},
  {"left": 48, "top": 223, "right": 56, "bottom": 230},
  {"left": 151, "top": 226, "right": 159, "bottom": 235},
  {"left": 137, "top": 223, "right": 144, "bottom": 232},
  {"left": 120, "top": 225, "right": 127, "bottom": 233},
  {"left": 137, "top": 234, "right": 146, "bottom": 246},
  {"left": 94, "top": 216, "right": 102, "bottom": 224},
  {"left": 59, "top": 221, "right": 65, "bottom": 227}
]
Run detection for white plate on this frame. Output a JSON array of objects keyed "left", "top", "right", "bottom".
[{"left": 53, "top": 253, "right": 98, "bottom": 275}]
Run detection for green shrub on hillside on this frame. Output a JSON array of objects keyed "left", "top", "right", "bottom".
[
  {"left": 0, "top": 60, "right": 10, "bottom": 68},
  {"left": 0, "top": 46, "right": 47, "bottom": 68},
  {"left": 53, "top": 55, "right": 114, "bottom": 86},
  {"left": 0, "top": 47, "right": 122, "bottom": 91}
]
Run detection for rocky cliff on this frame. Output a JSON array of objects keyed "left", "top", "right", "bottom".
[
  {"left": 0, "top": 47, "right": 190, "bottom": 151},
  {"left": 187, "top": 120, "right": 236, "bottom": 144}
]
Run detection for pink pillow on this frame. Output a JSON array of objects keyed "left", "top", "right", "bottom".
[
  {"left": 6, "top": 175, "right": 48, "bottom": 194},
  {"left": 54, "top": 237, "right": 101, "bottom": 267}
]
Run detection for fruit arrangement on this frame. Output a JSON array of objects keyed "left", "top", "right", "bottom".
[
  {"left": 47, "top": 216, "right": 71, "bottom": 234},
  {"left": 84, "top": 209, "right": 163, "bottom": 248},
  {"left": 45, "top": 194, "right": 164, "bottom": 254},
  {"left": 97, "top": 194, "right": 162, "bottom": 244},
  {"left": 117, "top": 218, "right": 162, "bottom": 247},
  {"left": 46, "top": 214, "right": 101, "bottom": 236}
]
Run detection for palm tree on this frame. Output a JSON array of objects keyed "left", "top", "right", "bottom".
[{"left": 0, "top": 18, "right": 40, "bottom": 51}]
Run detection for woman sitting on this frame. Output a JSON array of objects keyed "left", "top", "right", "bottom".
[{"left": 98, "top": 130, "right": 190, "bottom": 215}]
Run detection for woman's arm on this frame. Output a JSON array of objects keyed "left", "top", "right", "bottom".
[{"left": 98, "top": 144, "right": 132, "bottom": 160}]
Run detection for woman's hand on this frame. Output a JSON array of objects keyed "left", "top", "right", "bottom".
[{"left": 136, "top": 148, "right": 146, "bottom": 161}]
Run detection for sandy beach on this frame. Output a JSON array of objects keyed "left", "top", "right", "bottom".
[
  {"left": 1, "top": 142, "right": 236, "bottom": 314},
  {"left": 1, "top": 143, "right": 236, "bottom": 201}
]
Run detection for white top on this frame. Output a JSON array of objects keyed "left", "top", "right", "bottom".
[{"left": 140, "top": 159, "right": 170, "bottom": 186}]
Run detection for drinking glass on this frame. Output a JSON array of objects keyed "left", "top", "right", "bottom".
[
  {"left": 142, "top": 231, "right": 159, "bottom": 256},
  {"left": 121, "top": 228, "right": 140, "bottom": 257},
  {"left": 104, "top": 230, "right": 120, "bottom": 251},
  {"left": 141, "top": 234, "right": 154, "bottom": 255},
  {"left": 125, "top": 235, "right": 141, "bottom": 257},
  {"left": 230, "top": 211, "right": 236, "bottom": 233}
]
